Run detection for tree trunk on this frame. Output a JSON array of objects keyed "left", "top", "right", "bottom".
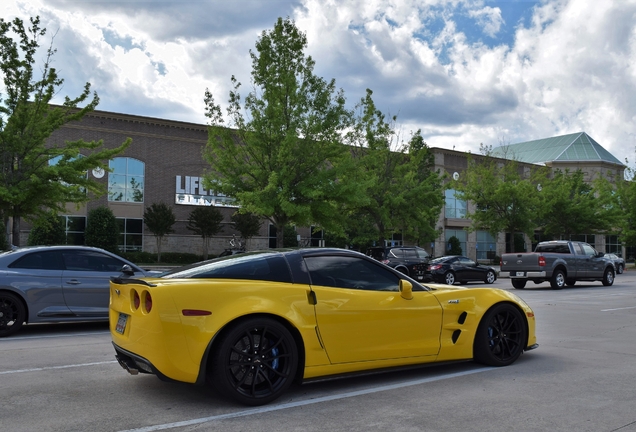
[
  {"left": 156, "top": 236, "right": 162, "bottom": 263},
  {"left": 276, "top": 223, "right": 284, "bottom": 248},
  {"left": 12, "top": 214, "right": 20, "bottom": 247}
]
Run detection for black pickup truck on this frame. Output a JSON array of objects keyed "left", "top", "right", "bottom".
[{"left": 500, "top": 240, "right": 615, "bottom": 289}]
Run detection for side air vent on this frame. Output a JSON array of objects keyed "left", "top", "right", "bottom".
[
  {"left": 452, "top": 329, "right": 461, "bottom": 344},
  {"left": 458, "top": 311, "right": 467, "bottom": 325}
]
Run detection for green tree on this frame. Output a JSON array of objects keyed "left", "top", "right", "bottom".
[
  {"left": 455, "top": 145, "right": 543, "bottom": 253},
  {"left": 537, "top": 169, "right": 613, "bottom": 239},
  {"left": 187, "top": 206, "right": 224, "bottom": 260},
  {"left": 144, "top": 202, "right": 176, "bottom": 262},
  {"left": 447, "top": 236, "right": 463, "bottom": 255},
  {"left": 594, "top": 161, "right": 636, "bottom": 247},
  {"left": 203, "top": 17, "right": 357, "bottom": 248},
  {"left": 347, "top": 90, "right": 445, "bottom": 246},
  {"left": 85, "top": 206, "right": 119, "bottom": 253},
  {"left": 27, "top": 211, "right": 65, "bottom": 246},
  {"left": 0, "top": 16, "right": 130, "bottom": 246},
  {"left": 230, "top": 211, "right": 262, "bottom": 250}
]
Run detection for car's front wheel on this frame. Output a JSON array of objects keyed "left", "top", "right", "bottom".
[
  {"left": 444, "top": 271, "right": 456, "bottom": 285},
  {"left": 602, "top": 267, "right": 615, "bottom": 286},
  {"left": 0, "top": 292, "right": 26, "bottom": 337},
  {"left": 484, "top": 270, "right": 496, "bottom": 284},
  {"left": 473, "top": 303, "right": 526, "bottom": 367},
  {"left": 616, "top": 264, "right": 624, "bottom": 274},
  {"left": 211, "top": 317, "right": 298, "bottom": 406}
]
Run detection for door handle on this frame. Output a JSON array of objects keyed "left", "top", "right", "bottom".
[{"left": 65, "top": 279, "right": 81, "bottom": 285}]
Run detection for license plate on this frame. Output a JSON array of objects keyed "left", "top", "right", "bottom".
[
  {"left": 514, "top": 272, "right": 525, "bottom": 277},
  {"left": 115, "top": 313, "right": 128, "bottom": 334}
]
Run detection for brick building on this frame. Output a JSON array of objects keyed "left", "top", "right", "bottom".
[{"left": 20, "top": 109, "right": 626, "bottom": 260}]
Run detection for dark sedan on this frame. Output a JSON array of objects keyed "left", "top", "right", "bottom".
[
  {"left": 0, "top": 245, "right": 154, "bottom": 337},
  {"left": 604, "top": 253, "right": 625, "bottom": 274},
  {"left": 424, "top": 255, "right": 497, "bottom": 285}
]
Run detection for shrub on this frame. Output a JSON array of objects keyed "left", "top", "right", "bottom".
[
  {"left": 85, "top": 206, "right": 119, "bottom": 253},
  {"left": 28, "top": 212, "right": 66, "bottom": 246}
]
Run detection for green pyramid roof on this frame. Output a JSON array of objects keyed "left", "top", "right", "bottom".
[{"left": 491, "top": 132, "right": 623, "bottom": 166}]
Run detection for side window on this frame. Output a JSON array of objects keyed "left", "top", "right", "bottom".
[
  {"left": 403, "top": 249, "right": 417, "bottom": 259},
  {"left": 459, "top": 257, "right": 475, "bottom": 266},
  {"left": 62, "top": 250, "right": 126, "bottom": 272},
  {"left": 388, "top": 249, "right": 403, "bottom": 259},
  {"left": 416, "top": 248, "right": 429, "bottom": 259},
  {"left": 581, "top": 244, "right": 596, "bottom": 258},
  {"left": 573, "top": 243, "right": 584, "bottom": 255},
  {"left": 9, "top": 251, "right": 64, "bottom": 270},
  {"left": 304, "top": 256, "right": 400, "bottom": 291},
  {"left": 187, "top": 255, "right": 292, "bottom": 283}
]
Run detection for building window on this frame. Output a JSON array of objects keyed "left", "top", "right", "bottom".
[
  {"left": 605, "top": 235, "right": 621, "bottom": 254},
  {"left": 310, "top": 226, "right": 324, "bottom": 247},
  {"left": 476, "top": 231, "right": 496, "bottom": 260},
  {"left": 445, "top": 229, "right": 467, "bottom": 255},
  {"left": 62, "top": 216, "right": 86, "bottom": 245},
  {"left": 445, "top": 189, "right": 466, "bottom": 219},
  {"left": 109, "top": 157, "right": 144, "bottom": 202},
  {"left": 385, "top": 232, "right": 403, "bottom": 247},
  {"left": 117, "top": 218, "right": 143, "bottom": 251}
]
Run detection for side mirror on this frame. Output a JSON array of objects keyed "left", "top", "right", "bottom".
[
  {"left": 399, "top": 279, "right": 413, "bottom": 300},
  {"left": 120, "top": 264, "right": 135, "bottom": 277}
]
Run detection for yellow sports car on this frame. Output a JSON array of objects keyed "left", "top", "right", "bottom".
[{"left": 110, "top": 248, "right": 537, "bottom": 406}]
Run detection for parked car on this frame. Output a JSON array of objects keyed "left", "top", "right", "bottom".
[
  {"left": 366, "top": 246, "right": 430, "bottom": 280},
  {"left": 0, "top": 245, "right": 155, "bottom": 337},
  {"left": 110, "top": 248, "right": 537, "bottom": 406},
  {"left": 604, "top": 253, "right": 625, "bottom": 274},
  {"left": 424, "top": 255, "right": 497, "bottom": 285},
  {"left": 501, "top": 241, "right": 615, "bottom": 289}
]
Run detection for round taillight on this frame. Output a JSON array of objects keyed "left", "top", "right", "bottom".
[
  {"left": 144, "top": 292, "right": 152, "bottom": 313},
  {"left": 133, "top": 291, "right": 140, "bottom": 310}
]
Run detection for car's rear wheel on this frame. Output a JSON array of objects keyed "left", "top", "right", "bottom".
[
  {"left": 484, "top": 270, "right": 496, "bottom": 284},
  {"left": 211, "top": 317, "right": 298, "bottom": 406},
  {"left": 616, "top": 264, "right": 624, "bottom": 274},
  {"left": 511, "top": 279, "right": 526, "bottom": 289},
  {"left": 444, "top": 271, "right": 456, "bottom": 285},
  {"left": 550, "top": 269, "right": 566, "bottom": 290},
  {"left": 0, "top": 292, "right": 26, "bottom": 337},
  {"left": 602, "top": 267, "right": 615, "bottom": 286},
  {"left": 473, "top": 303, "right": 526, "bottom": 367}
]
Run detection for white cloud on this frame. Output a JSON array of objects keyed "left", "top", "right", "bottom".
[{"left": 2, "top": 0, "right": 636, "bottom": 166}]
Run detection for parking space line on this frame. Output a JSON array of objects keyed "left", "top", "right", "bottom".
[
  {"left": 0, "top": 331, "right": 110, "bottom": 341},
  {"left": 601, "top": 306, "right": 636, "bottom": 312},
  {"left": 0, "top": 360, "right": 117, "bottom": 375},
  {"left": 118, "top": 366, "right": 495, "bottom": 432}
]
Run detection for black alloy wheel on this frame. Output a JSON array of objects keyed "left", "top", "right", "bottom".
[
  {"left": 211, "top": 317, "right": 298, "bottom": 406},
  {"left": 473, "top": 303, "right": 526, "bottom": 367},
  {"left": 0, "top": 292, "right": 26, "bottom": 337}
]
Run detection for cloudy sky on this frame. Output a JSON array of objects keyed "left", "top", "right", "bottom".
[{"left": 4, "top": 0, "right": 636, "bottom": 167}]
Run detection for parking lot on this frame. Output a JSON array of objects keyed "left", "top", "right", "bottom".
[{"left": 2, "top": 272, "right": 636, "bottom": 432}]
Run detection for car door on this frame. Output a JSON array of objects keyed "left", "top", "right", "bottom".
[
  {"left": 455, "top": 257, "right": 481, "bottom": 281},
  {"left": 60, "top": 249, "right": 130, "bottom": 316},
  {"left": 6, "top": 250, "right": 70, "bottom": 319},
  {"left": 581, "top": 243, "right": 605, "bottom": 278},
  {"left": 304, "top": 255, "right": 442, "bottom": 364}
]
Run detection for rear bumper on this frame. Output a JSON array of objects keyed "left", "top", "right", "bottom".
[
  {"left": 113, "top": 343, "right": 175, "bottom": 383},
  {"left": 509, "top": 271, "right": 546, "bottom": 278}
]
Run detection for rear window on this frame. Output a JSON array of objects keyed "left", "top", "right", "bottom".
[
  {"left": 161, "top": 253, "right": 292, "bottom": 283},
  {"left": 535, "top": 244, "right": 571, "bottom": 254}
]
